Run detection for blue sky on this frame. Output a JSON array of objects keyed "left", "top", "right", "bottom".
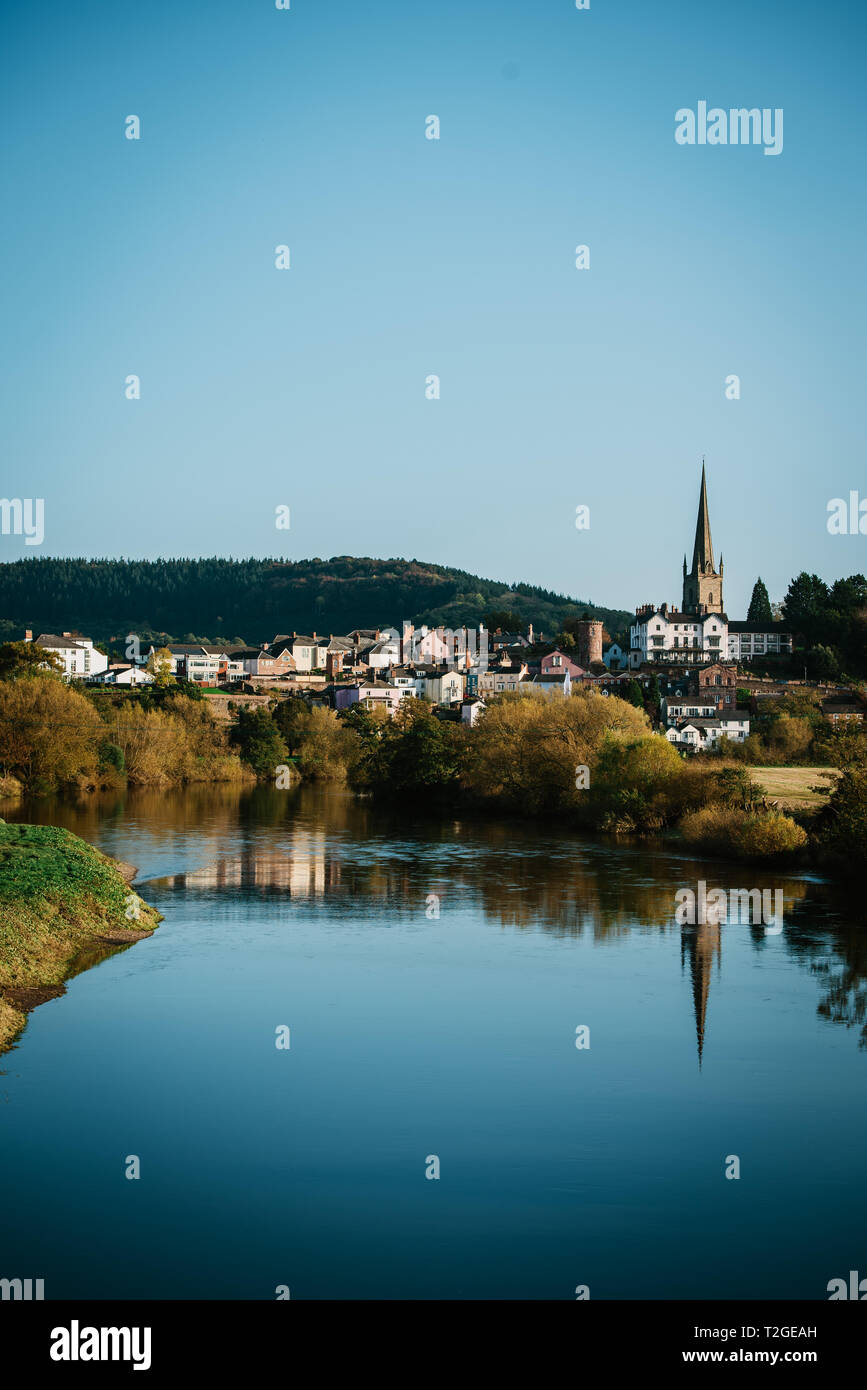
[{"left": 2, "top": 0, "right": 865, "bottom": 617}]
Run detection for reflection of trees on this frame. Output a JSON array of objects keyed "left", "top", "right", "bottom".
[
  {"left": 10, "top": 784, "right": 867, "bottom": 1059},
  {"left": 777, "top": 888, "right": 867, "bottom": 1048}
]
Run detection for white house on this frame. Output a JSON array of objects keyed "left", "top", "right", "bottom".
[
  {"left": 333, "top": 680, "right": 406, "bottom": 715},
  {"left": 461, "top": 696, "right": 486, "bottom": 726},
  {"left": 96, "top": 663, "right": 154, "bottom": 687},
  {"left": 726, "top": 622, "right": 793, "bottom": 662},
  {"left": 388, "top": 667, "right": 421, "bottom": 697},
  {"left": 364, "top": 635, "right": 402, "bottom": 671},
  {"left": 533, "top": 671, "right": 572, "bottom": 697},
  {"left": 422, "top": 667, "right": 465, "bottom": 705},
  {"left": 270, "top": 634, "right": 328, "bottom": 672},
  {"left": 477, "top": 662, "right": 529, "bottom": 696},
  {"left": 147, "top": 644, "right": 229, "bottom": 683},
  {"left": 29, "top": 632, "right": 108, "bottom": 680},
  {"left": 666, "top": 711, "right": 751, "bottom": 748},
  {"left": 602, "top": 642, "right": 629, "bottom": 671},
  {"left": 661, "top": 695, "right": 720, "bottom": 726},
  {"left": 629, "top": 605, "right": 728, "bottom": 667}
]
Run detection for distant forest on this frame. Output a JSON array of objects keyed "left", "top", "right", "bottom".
[{"left": 0, "top": 557, "right": 633, "bottom": 649}]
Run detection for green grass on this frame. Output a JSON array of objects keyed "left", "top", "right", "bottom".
[{"left": 0, "top": 821, "right": 161, "bottom": 1050}]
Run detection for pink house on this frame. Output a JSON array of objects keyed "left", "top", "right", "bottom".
[{"left": 541, "top": 649, "right": 585, "bottom": 678}]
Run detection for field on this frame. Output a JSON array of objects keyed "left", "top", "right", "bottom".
[{"left": 748, "top": 766, "right": 840, "bottom": 810}]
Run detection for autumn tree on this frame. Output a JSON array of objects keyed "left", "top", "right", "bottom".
[
  {"left": 0, "top": 676, "right": 102, "bottom": 790},
  {"left": 146, "top": 647, "right": 176, "bottom": 686}
]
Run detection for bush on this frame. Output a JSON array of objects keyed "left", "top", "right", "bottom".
[
  {"left": 736, "top": 811, "right": 807, "bottom": 856},
  {"left": 98, "top": 740, "right": 126, "bottom": 772},
  {"left": 679, "top": 805, "right": 807, "bottom": 857},
  {"left": 679, "top": 806, "right": 746, "bottom": 853},
  {"left": 590, "top": 734, "right": 684, "bottom": 831}
]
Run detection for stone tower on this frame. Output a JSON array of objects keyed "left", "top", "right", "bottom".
[
  {"left": 575, "top": 618, "right": 603, "bottom": 668},
  {"left": 682, "top": 461, "right": 724, "bottom": 615}
]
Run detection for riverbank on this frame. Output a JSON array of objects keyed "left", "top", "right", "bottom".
[{"left": 0, "top": 821, "right": 162, "bottom": 1051}]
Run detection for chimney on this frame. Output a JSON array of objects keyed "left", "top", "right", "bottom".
[
  {"left": 24, "top": 628, "right": 32, "bottom": 642},
  {"left": 63, "top": 631, "right": 71, "bottom": 637},
  {"left": 312, "top": 631, "right": 317, "bottom": 641}
]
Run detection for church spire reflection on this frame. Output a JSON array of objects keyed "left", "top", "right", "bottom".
[{"left": 681, "top": 921, "right": 721, "bottom": 1065}]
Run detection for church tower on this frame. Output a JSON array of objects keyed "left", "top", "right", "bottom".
[{"left": 682, "top": 461, "right": 724, "bottom": 615}]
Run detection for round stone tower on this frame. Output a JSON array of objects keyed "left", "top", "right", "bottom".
[{"left": 575, "top": 619, "right": 603, "bottom": 668}]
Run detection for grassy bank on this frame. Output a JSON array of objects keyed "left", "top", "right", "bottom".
[
  {"left": 747, "top": 765, "right": 840, "bottom": 811},
  {"left": 0, "top": 821, "right": 162, "bottom": 1051}
]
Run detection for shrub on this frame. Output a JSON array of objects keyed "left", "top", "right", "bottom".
[
  {"left": 679, "top": 805, "right": 807, "bottom": 857},
  {"left": 679, "top": 806, "right": 746, "bottom": 853}
]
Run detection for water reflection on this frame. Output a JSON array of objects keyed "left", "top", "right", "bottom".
[{"left": 6, "top": 783, "right": 865, "bottom": 1063}]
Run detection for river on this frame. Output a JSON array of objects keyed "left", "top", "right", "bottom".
[{"left": 1, "top": 784, "right": 865, "bottom": 1299}]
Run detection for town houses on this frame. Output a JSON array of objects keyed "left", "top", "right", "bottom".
[{"left": 15, "top": 466, "right": 864, "bottom": 745}]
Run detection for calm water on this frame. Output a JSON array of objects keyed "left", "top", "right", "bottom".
[{"left": 1, "top": 784, "right": 865, "bottom": 1300}]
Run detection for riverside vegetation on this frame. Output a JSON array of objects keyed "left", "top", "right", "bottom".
[
  {"left": 0, "top": 653, "right": 865, "bottom": 875},
  {"left": 0, "top": 821, "right": 161, "bottom": 1051}
]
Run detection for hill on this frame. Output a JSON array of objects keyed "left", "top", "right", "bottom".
[{"left": 0, "top": 557, "right": 632, "bottom": 648}]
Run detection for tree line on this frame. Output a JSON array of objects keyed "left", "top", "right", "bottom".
[{"left": 0, "top": 556, "right": 631, "bottom": 649}]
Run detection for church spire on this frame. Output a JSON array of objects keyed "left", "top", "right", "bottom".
[
  {"left": 682, "top": 460, "right": 724, "bottom": 615},
  {"left": 691, "top": 459, "right": 715, "bottom": 575}
]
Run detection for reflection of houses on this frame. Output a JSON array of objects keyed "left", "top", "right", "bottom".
[
  {"left": 681, "top": 921, "right": 721, "bottom": 1065},
  {"left": 165, "top": 830, "right": 330, "bottom": 896}
]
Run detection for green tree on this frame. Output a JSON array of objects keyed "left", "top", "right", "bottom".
[
  {"left": 644, "top": 674, "right": 661, "bottom": 720},
  {"left": 624, "top": 678, "right": 645, "bottom": 708},
  {"left": 818, "top": 764, "right": 867, "bottom": 869},
  {"left": 747, "top": 577, "right": 773, "bottom": 625},
  {"left": 359, "top": 701, "right": 461, "bottom": 794},
  {"left": 273, "top": 697, "right": 312, "bottom": 756},
  {"left": 807, "top": 644, "right": 841, "bottom": 681},
  {"left": 782, "top": 573, "right": 831, "bottom": 647},
  {"left": 482, "top": 609, "right": 523, "bottom": 633},
  {"left": 230, "top": 708, "right": 288, "bottom": 780},
  {"left": 338, "top": 702, "right": 389, "bottom": 752},
  {"left": 0, "top": 641, "right": 63, "bottom": 680}
]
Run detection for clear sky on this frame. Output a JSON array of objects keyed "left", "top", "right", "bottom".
[{"left": 2, "top": 0, "right": 865, "bottom": 618}]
